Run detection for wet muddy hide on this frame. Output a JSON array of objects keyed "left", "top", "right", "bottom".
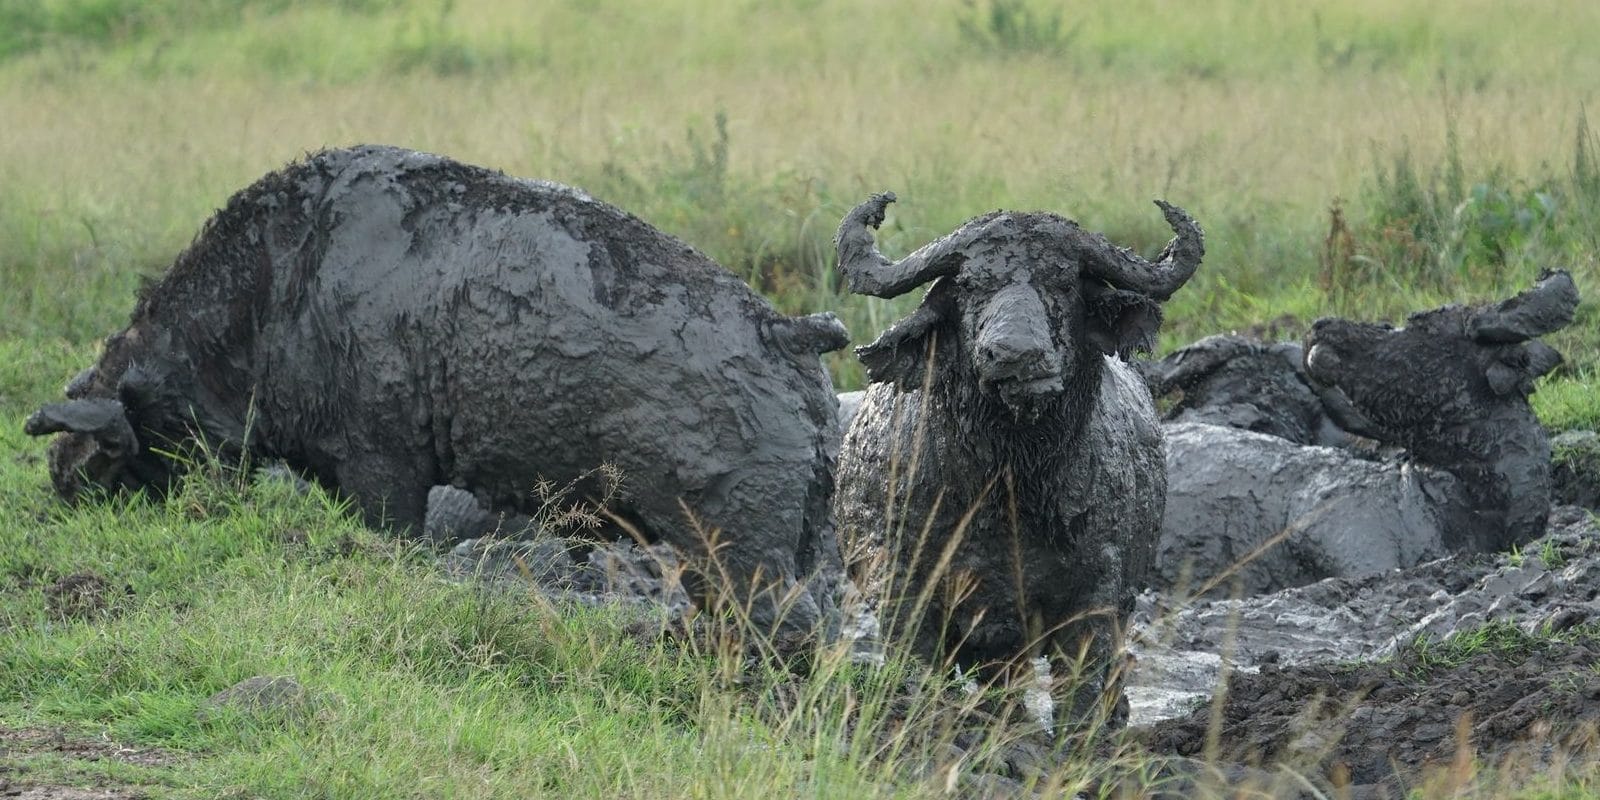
[
  {"left": 1142, "top": 333, "right": 1367, "bottom": 448},
  {"left": 25, "top": 145, "right": 850, "bottom": 635},
  {"left": 830, "top": 191, "right": 1203, "bottom": 726},
  {"left": 1154, "top": 271, "right": 1579, "bottom": 597}
]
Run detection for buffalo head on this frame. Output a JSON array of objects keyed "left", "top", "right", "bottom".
[
  {"left": 835, "top": 192, "right": 1204, "bottom": 422},
  {"left": 26, "top": 328, "right": 185, "bottom": 502},
  {"left": 1304, "top": 270, "right": 1577, "bottom": 448}
]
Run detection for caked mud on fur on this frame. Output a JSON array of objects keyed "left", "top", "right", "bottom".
[
  {"left": 831, "top": 191, "right": 1203, "bottom": 727},
  {"left": 1154, "top": 271, "right": 1579, "bottom": 596},
  {"left": 1141, "top": 332, "right": 1371, "bottom": 448},
  {"left": 25, "top": 145, "right": 850, "bottom": 635}
]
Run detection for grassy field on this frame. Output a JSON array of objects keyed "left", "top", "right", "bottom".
[{"left": 3, "top": 0, "right": 1599, "bottom": 796}]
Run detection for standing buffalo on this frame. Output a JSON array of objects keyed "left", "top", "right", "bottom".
[
  {"left": 1156, "top": 272, "right": 1579, "bottom": 596},
  {"left": 832, "top": 192, "right": 1203, "bottom": 724},
  {"left": 25, "top": 145, "right": 850, "bottom": 634}
]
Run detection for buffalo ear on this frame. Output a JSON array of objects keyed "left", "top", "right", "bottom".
[
  {"left": 24, "top": 398, "right": 139, "bottom": 457},
  {"left": 856, "top": 279, "right": 954, "bottom": 389},
  {"left": 116, "top": 361, "right": 191, "bottom": 437},
  {"left": 1485, "top": 341, "right": 1564, "bottom": 397},
  {"left": 1084, "top": 283, "right": 1164, "bottom": 358}
]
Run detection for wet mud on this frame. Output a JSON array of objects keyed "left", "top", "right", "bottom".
[
  {"left": 1129, "top": 505, "right": 1600, "bottom": 792},
  {"left": 1142, "top": 641, "right": 1600, "bottom": 796}
]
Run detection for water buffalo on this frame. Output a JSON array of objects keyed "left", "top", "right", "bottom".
[
  {"left": 25, "top": 145, "right": 850, "bottom": 634},
  {"left": 1157, "top": 271, "right": 1579, "bottom": 596},
  {"left": 1142, "top": 333, "right": 1371, "bottom": 448},
  {"left": 831, "top": 191, "right": 1203, "bottom": 725}
]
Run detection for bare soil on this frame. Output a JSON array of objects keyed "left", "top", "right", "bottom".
[{"left": 0, "top": 727, "right": 179, "bottom": 800}]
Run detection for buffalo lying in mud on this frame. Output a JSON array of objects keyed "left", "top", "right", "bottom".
[
  {"left": 25, "top": 144, "right": 850, "bottom": 634},
  {"left": 1155, "top": 271, "right": 1579, "bottom": 596},
  {"left": 832, "top": 191, "right": 1203, "bottom": 725},
  {"left": 1141, "top": 332, "right": 1370, "bottom": 448}
]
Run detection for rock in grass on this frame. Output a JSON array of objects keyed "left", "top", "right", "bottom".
[
  {"left": 442, "top": 528, "right": 694, "bottom": 619},
  {"left": 198, "top": 676, "right": 317, "bottom": 724}
]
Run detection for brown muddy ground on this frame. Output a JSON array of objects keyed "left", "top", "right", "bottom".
[
  {"left": 441, "top": 501, "right": 1600, "bottom": 795},
  {"left": 1126, "top": 505, "right": 1600, "bottom": 721},
  {"left": 0, "top": 727, "right": 179, "bottom": 799}
]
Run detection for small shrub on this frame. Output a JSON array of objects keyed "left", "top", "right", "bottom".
[
  {"left": 1407, "top": 620, "right": 1600, "bottom": 672},
  {"left": 1322, "top": 113, "right": 1600, "bottom": 307},
  {"left": 1539, "top": 539, "right": 1566, "bottom": 571},
  {"left": 0, "top": 1, "right": 47, "bottom": 59},
  {"left": 386, "top": 0, "right": 535, "bottom": 77},
  {"left": 955, "top": 0, "right": 1080, "bottom": 57}
]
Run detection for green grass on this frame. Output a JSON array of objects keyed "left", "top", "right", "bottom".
[
  {"left": 1404, "top": 621, "right": 1600, "bottom": 673},
  {"left": 1541, "top": 376, "right": 1600, "bottom": 437},
  {"left": 0, "top": 403, "right": 1133, "bottom": 797},
  {"left": 4, "top": 1, "right": 1600, "bottom": 796},
  {"left": 2, "top": 0, "right": 1597, "bottom": 401},
  {"left": 0, "top": 338, "right": 1125, "bottom": 797}
]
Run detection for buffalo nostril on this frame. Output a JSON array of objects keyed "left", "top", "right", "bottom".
[{"left": 982, "top": 334, "right": 1047, "bottom": 361}]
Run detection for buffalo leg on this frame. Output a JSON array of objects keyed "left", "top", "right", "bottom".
[{"left": 334, "top": 453, "right": 430, "bottom": 536}]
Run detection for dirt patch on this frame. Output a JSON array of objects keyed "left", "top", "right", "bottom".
[
  {"left": 1121, "top": 505, "right": 1600, "bottom": 794},
  {"left": 0, "top": 727, "right": 180, "bottom": 800},
  {"left": 43, "top": 573, "right": 125, "bottom": 622},
  {"left": 0, "top": 728, "right": 178, "bottom": 769},
  {"left": 0, "top": 786, "right": 142, "bottom": 799}
]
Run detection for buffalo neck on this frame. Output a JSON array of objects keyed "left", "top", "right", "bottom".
[{"left": 1405, "top": 406, "right": 1553, "bottom": 551}]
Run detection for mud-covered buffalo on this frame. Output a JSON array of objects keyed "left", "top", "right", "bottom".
[
  {"left": 831, "top": 191, "right": 1204, "bottom": 727},
  {"left": 25, "top": 145, "right": 851, "bottom": 635}
]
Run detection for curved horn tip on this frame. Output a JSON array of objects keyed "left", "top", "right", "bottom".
[
  {"left": 23, "top": 398, "right": 135, "bottom": 443},
  {"left": 1152, "top": 199, "right": 1198, "bottom": 226},
  {"left": 1472, "top": 268, "right": 1581, "bottom": 343},
  {"left": 853, "top": 191, "right": 898, "bottom": 228}
]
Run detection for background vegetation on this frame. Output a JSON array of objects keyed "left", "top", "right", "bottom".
[{"left": 2, "top": 0, "right": 1597, "bottom": 796}]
